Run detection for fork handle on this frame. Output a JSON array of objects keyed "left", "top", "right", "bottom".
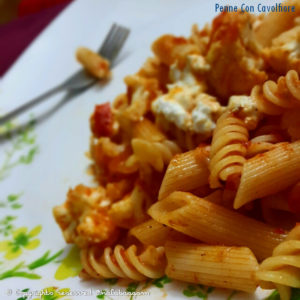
[{"left": 0, "top": 84, "right": 65, "bottom": 126}]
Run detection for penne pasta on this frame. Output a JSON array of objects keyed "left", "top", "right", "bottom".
[
  {"left": 129, "top": 219, "right": 171, "bottom": 246},
  {"left": 204, "top": 190, "right": 223, "bottom": 205},
  {"left": 129, "top": 219, "right": 196, "bottom": 246},
  {"left": 234, "top": 141, "right": 300, "bottom": 209},
  {"left": 158, "top": 146, "right": 210, "bottom": 200},
  {"left": 148, "top": 191, "right": 286, "bottom": 260},
  {"left": 165, "top": 241, "right": 259, "bottom": 293}
]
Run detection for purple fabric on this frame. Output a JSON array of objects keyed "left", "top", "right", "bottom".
[{"left": 0, "top": 1, "right": 72, "bottom": 77}]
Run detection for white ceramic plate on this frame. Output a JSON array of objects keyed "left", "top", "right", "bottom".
[{"left": 0, "top": 0, "right": 277, "bottom": 299}]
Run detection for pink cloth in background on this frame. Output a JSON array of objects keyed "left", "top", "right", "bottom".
[{"left": 0, "top": 1, "right": 72, "bottom": 77}]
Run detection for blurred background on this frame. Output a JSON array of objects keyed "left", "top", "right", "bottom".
[
  {"left": 0, "top": 0, "right": 72, "bottom": 24},
  {"left": 0, "top": 0, "right": 73, "bottom": 76},
  {"left": 0, "top": 0, "right": 20, "bottom": 24},
  {"left": 0, "top": 0, "right": 74, "bottom": 26}
]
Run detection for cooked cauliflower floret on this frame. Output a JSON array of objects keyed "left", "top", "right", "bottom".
[
  {"left": 108, "top": 185, "right": 151, "bottom": 229},
  {"left": 53, "top": 184, "right": 118, "bottom": 248},
  {"left": 264, "top": 25, "right": 300, "bottom": 74},
  {"left": 121, "top": 74, "right": 161, "bottom": 121},
  {"left": 187, "top": 54, "right": 211, "bottom": 74},
  {"left": 152, "top": 34, "right": 200, "bottom": 68},
  {"left": 206, "top": 11, "right": 267, "bottom": 99},
  {"left": 228, "top": 95, "right": 262, "bottom": 130}
]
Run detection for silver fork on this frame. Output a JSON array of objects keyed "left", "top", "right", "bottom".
[{"left": 0, "top": 23, "right": 130, "bottom": 125}]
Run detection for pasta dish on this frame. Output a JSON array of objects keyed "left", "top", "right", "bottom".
[{"left": 53, "top": 1, "right": 300, "bottom": 299}]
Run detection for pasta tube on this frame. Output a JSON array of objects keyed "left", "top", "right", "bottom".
[
  {"left": 234, "top": 141, "right": 300, "bottom": 209},
  {"left": 148, "top": 191, "right": 286, "bottom": 260},
  {"left": 158, "top": 146, "right": 210, "bottom": 200},
  {"left": 129, "top": 219, "right": 171, "bottom": 246},
  {"left": 165, "top": 241, "right": 258, "bottom": 292}
]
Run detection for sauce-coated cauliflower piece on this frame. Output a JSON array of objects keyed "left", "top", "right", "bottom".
[
  {"left": 264, "top": 25, "right": 300, "bottom": 74},
  {"left": 53, "top": 184, "right": 118, "bottom": 248},
  {"left": 206, "top": 11, "right": 267, "bottom": 100}
]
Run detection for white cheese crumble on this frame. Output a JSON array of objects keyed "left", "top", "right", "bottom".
[
  {"left": 152, "top": 84, "right": 223, "bottom": 134},
  {"left": 192, "top": 94, "right": 223, "bottom": 133},
  {"left": 228, "top": 95, "right": 261, "bottom": 130},
  {"left": 152, "top": 54, "right": 221, "bottom": 135},
  {"left": 152, "top": 94, "right": 188, "bottom": 129}
]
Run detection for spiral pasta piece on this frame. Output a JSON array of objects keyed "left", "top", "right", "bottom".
[
  {"left": 251, "top": 70, "right": 300, "bottom": 116},
  {"left": 80, "top": 244, "right": 166, "bottom": 281},
  {"left": 209, "top": 112, "right": 249, "bottom": 189},
  {"left": 247, "top": 124, "right": 287, "bottom": 157},
  {"left": 131, "top": 138, "right": 181, "bottom": 172},
  {"left": 256, "top": 225, "right": 300, "bottom": 300}
]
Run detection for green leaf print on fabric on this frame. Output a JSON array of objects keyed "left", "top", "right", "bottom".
[
  {"left": 0, "top": 262, "right": 41, "bottom": 280},
  {"left": 28, "top": 249, "right": 64, "bottom": 270},
  {"left": 0, "top": 193, "right": 23, "bottom": 209},
  {"left": 0, "top": 194, "right": 23, "bottom": 236},
  {"left": 0, "top": 225, "right": 41, "bottom": 260},
  {"left": 227, "top": 290, "right": 238, "bottom": 300},
  {"left": 264, "top": 289, "right": 300, "bottom": 300},
  {"left": 33, "top": 287, "right": 71, "bottom": 300},
  {"left": 0, "top": 118, "right": 39, "bottom": 181},
  {"left": 0, "top": 216, "right": 17, "bottom": 236},
  {"left": 104, "top": 278, "right": 118, "bottom": 285},
  {"left": 126, "top": 282, "right": 139, "bottom": 293},
  {"left": 16, "top": 288, "right": 30, "bottom": 300},
  {"left": 152, "top": 275, "right": 172, "bottom": 288},
  {"left": 126, "top": 282, "right": 139, "bottom": 300},
  {"left": 0, "top": 249, "right": 63, "bottom": 281},
  {"left": 55, "top": 246, "right": 82, "bottom": 280},
  {"left": 265, "top": 290, "right": 280, "bottom": 300},
  {"left": 96, "top": 290, "right": 106, "bottom": 300},
  {"left": 0, "top": 120, "right": 15, "bottom": 138},
  {"left": 96, "top": 290, "right": 114, "bottom": 300},
  {"left": 182, "top": 284, "right": 215, "bottom": 299}
]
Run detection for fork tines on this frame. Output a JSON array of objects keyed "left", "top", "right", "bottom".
[{"left": 99, "top": 23, "right": 130, "bottom": 63}]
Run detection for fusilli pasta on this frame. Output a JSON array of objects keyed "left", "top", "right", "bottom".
[
  {"left": 209, "top": 111, "right": 249, "bottom": 188},
  {"left": 251, "top": 70, "right": 300, "bottom": 115},
  {"left": 131, "top": 138, "right": 181, "bottom": 172},
  {"left": 80, "top": 244, "right": 166, "bottom": 280},
  {"left": 256, "top": 225, "right": 300, "bottom": 300}
]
